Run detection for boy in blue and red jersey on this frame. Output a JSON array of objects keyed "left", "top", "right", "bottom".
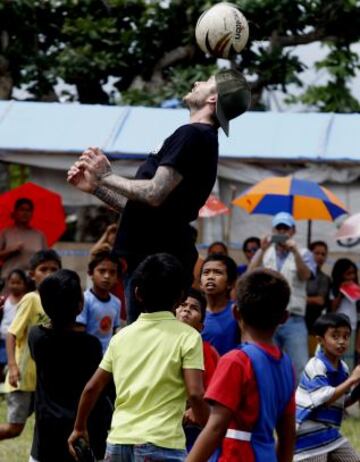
[{"left": 187, "top": 268, "right": 296, "bottom": 462}]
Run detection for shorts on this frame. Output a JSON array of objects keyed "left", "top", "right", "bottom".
[
  {"left": 105, "top": 443, "right": 187, "bottom": 462},
  {"left": 300, "top": 441, "right": 360, "bottom": 461},
  {"left": 0, "top": 339, "right": 7, "bottom": 364},
  {"left": 7, "top": 390, "right": 34, "bottom": 424}
]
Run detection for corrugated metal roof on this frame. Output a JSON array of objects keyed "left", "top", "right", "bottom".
[{"left": 0, "top": 100, "right": 358, "bottom": 161}]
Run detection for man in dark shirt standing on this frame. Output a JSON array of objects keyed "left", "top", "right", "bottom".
[{"left": 67, "top": 69, "right": 250, "bottom": 321}]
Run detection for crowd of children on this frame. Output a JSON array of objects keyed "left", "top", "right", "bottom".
[{"left": 0, "top": 227, "right": 359, "bottom": 462}]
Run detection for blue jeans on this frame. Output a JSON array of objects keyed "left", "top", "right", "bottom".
[
  {"left": 105, "top": 443, "right": 187, "bottom": 462},
  {"left": 274, "top": 314, "right": 309, "bottom": 384}
]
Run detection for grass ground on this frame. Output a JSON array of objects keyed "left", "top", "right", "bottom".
[{"left": 0, "top": 397, "right": 359, "bottom": 461}]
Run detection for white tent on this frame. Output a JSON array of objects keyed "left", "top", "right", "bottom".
[{"left": 1, "top": 100, "right": 360, "bottom": 249}]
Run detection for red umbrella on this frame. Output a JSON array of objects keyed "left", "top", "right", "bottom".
[
  {"left": 199, "top": 195, "right": 230, "bottom": 218},
  {"left": 0, "top": 182, "right": 66, "bottom": 246}
]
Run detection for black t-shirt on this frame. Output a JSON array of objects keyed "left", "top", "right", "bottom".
[
  {"left": 114, "top": 123, "right": 219, "bottom": 273},
  {"left": 28, "top": 326, "right": 112, "bottom": 462}
]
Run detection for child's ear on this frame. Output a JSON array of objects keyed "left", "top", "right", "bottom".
[
  {"left": 29, "top": 270, "right": 35, "bottom": 281},
  {"left": 316, "top": 335, "right": 323, "bottom": 346},
  {"left": 232, "top": 303, "right": 241, "bottom": 321},
  {"left": 76, "top": 299, "right": 84, "bottom": 315},
  {"left": 134, "top": 286, "right": 143, "bottom": 303}
]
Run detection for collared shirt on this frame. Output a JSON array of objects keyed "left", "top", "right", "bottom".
[{"left": 100, "top": 311, "right": 203, "bottom": 449}]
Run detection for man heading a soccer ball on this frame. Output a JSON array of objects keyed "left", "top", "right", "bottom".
[{"left": 67, "top": 69, "right": 250, "bottom": 322}]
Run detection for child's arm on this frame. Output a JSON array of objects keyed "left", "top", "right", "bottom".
[
  {"left": 330, "top": 292, "right": 343, "bottom": 311},
  {"left": 327, "top": 365, "right": 360, "bottom": 405},
  {"left": 183, "top": 369, "right": 209, "bottom": 426},
  {"left": 186, "top": 402, "right": 232, "bottom": 462},
  {"left": 68, "top": 367, "right": 112, "bottom": 459},
  {"left": 276, "top": 412, "right": 296, "bottom": 462},
  {"left": 6, "top": 332, "right": 20, "bottom": 387}
]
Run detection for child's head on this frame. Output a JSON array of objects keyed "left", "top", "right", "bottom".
[
  {"left": 207, "top": 241, "right": 228, "bottom": 256},
  {"left": 176, "top": 288, "right": 206, "bottom": 331},
  {"left": 39, "top": 269, "right": 83, "bottom": 329},
  {"left": 331, "top": 258, "right": 358, "bottom": 294},
  {"left": 29, "top": 249, "right": 62, "bottom": 288},
  {"left": 235, "top": 268, "right": 290, "bottom": 332},
  {"left": 7, "top": 269, "right": 29, "bottom": 297},
  {"left": 132, "top": 253, "right": 186, "bottom": 312},
  {"left": 309, "top": 240, "right": 328, "bottom": 268},
  {"left": 200, "top": 254, "right": 238, "bottom": 297},
  {"left": 313, "top": 313, "right": 352, "bottom": 359},
  {"left": 88, "top": 250, "right": 120, "bottom": 293}
]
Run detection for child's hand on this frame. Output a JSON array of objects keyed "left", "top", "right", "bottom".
[
  {"left": 350, "top": 365, "right": 360, "bottom": 384},
  {"left": 183, "top": 408, "right": 197, "bottom": 425},
  {"left": 8, "top": 364, "right": 20, "bottom": 388},
  {"left": 68, "top": 429, "right": 89, "bottom": 461}
]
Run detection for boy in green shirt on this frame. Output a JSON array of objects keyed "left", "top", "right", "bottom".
[
  {"left": 0, "top": 249, "right": 61, "bottom": 440},
  {"left": 68, "top": 253, "right": 208, "bottom": 462}
]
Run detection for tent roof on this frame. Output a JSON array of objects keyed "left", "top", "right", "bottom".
[{"left": 0, "top": 100, "right": 359, "bottom": 162}]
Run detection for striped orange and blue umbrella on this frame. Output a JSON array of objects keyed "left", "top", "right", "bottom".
[{"left": 232, "top": 176, "right": 347, "bottom": 221}]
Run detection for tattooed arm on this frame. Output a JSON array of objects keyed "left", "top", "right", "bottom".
[
  {"left": 77, "top": 147, "right": 183, "bottom": 206},
  {"left": 101, "top": 166, "right": 182, "bottom": 207},
  {"left": 93, "top": 185, "right": 127, "bottom": 212},
  {"left": 68, "top": 147, "right": 183, "bottom": 207}
]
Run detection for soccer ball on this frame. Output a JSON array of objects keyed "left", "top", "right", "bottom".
[{"left": 195, "top": 2, "right": 249, "bottom": 59}]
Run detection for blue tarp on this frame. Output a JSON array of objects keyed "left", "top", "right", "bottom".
[{"left": 0, "top": 100, "right": 358, "bottom": 161}]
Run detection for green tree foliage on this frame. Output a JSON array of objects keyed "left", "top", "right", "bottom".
[{"left": 0, "top": 0, "right": 359, "bottom": 111}]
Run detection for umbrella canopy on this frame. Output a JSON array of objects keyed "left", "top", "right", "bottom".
[
  {"left": 232, "top": 176, "right": 347, "bottom": 221},
  {"left": 199, "top": 195, "right": 230, "bottom": 218},
  {"left": 335, "top": 213, "right": 360, "bottom": 240},
  {"left": 0, "top": 182, "right": 66, "bottom": 246}
]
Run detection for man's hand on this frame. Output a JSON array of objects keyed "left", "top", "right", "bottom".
[
  {"left": 67, "top": 163, "right": 97, "bottom": 194},
  {"left": 79, "top": 147, "right": 112, "bottom": 181},
  {"left": 8, "top": 363, "right": 20, "bottom": 388},
  {"left": 260, "top": 235, "right": 271, "bottom": 252},
  {"left": 7, "top": 243, "right": 23, "bottom": 254},
  {"left": 285, "top": 239, "right": 298, "bottom": 252}
]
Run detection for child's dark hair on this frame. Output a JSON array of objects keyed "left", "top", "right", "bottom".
[
  {"left": 7, "top": 268, "right": 31, "bottom": 291},
  {"left": 39, "top": 269, "right": 83, "bottom": 329},
  {"left": 132, "top": 253, "right": 186, "bottom": 312},
  {"left": 331, "top": 258, "right": 358, "bottom": 296},
  {"left": 309, "top": 240, "right": 328, "bottom": 252},
  {"left": 7, "top": 268, "right": 28, "bottom": 284},
  {"left": 313, "top": 313, "right": 352, "bottom": 337},
  {"left": 29, "top": 249, "right": 62, "bottom": 271},
  {"left": 207, "top": 241, "right": 228, "bottom": 255},
  {"left": 201, "top": 253, "right": 238, "bottom": 285},
  {"left": 242, "top": 236, "right": 260, "bottom": 253},
  {"left": 88, "top": 249, "right": 121, "bottom": 275},
  {"left": 236, "top": 268, "right": 290, "bottom": 330},
  {"left": 186, "top": 287, "right": 207, "bottom": 322},
  {"left": 14, "top": 197, "right": 34, "bottom": 211}
]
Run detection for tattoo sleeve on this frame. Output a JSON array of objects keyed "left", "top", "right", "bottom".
[
  {"left": 93, "top": 185, "right": 127, "bottom": 212},
  {"left": 100, "top": 166, "right": 183, "bottom": 207}
]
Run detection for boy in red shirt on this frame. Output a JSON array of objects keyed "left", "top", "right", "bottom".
[
  {"left": 176, "top": 288, "right": 219, "bottom": 453},
  {"left": 176, "top": 288, "right": 219, "bottom": 388},
  {"left": 187, "top": 268, "right": 296, "bottom": 462}
]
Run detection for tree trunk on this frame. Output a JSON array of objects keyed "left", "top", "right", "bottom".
[{"left": 0, "top": 56, "right": 13, "bottom": 100}]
